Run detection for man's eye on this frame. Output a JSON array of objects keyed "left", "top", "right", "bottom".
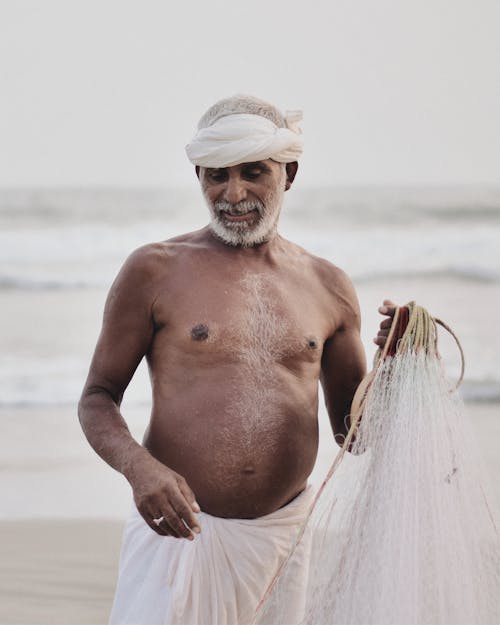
[
  {"left": 244, "top": 170, "right": 262, "bottom": 179},
  {"left": 208, "top": 171, "right": 226, "bottom": 182}
]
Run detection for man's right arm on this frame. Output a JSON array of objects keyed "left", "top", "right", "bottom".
[{"left": 78, "top": 245, "right": 200, "bottom": 539}]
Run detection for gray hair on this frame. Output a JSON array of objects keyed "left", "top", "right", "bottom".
[{"left": 197, "top": 94, "right": 286, "bottom": 130}]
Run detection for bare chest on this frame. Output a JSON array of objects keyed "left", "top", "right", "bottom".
[{"left": 151, "top": 271, "right": 330, "bottom": 370}]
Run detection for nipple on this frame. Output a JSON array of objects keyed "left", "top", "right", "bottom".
[
  {"left": 307, "top": 337, "right": 318, "bottom": 350},
  {"left": 191, "top": 324, "right": 209, "bottom": 341}
]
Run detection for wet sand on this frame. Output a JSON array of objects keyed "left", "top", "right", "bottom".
[
  {"left": 0, "top": 519, "right": 123, "bottom": 625},
  {"left": 0, "top": 401, "right": 498, "bottom": 625}
]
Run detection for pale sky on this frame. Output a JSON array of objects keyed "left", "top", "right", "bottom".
[{"left": 1, "top": 0, "right": 499, "bottom": 188}]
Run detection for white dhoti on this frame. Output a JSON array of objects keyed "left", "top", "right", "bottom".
[{"left": 109, "top": 486, "right": 314, "bottom": 625}]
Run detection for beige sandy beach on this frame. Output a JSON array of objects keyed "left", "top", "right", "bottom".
[
  {"left": 0, "top": 520, "right": 123, "bottom": 625},
  {"left": 1, "top": 401, "right": 499, "bottom": 625}
]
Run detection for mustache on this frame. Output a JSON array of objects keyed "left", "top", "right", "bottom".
[{"left": 214, "top": 200, "right": 264, "bottom": 216}]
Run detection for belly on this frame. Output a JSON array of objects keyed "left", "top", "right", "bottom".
[{"left": 144, "top": 371, "right": 319, "bottom": 518}]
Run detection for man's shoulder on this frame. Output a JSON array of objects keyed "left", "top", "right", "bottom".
[
  {"left": 120, "top": 242, "right": 168, "bottom": 281},
  {"left": 287, "top": 243, "right": 350, "bottom": 289},
  {"left": 124, "top": 230, "right": 208, "bottom": 271},
  {"left": 310, "top": 255, "right": 352, "bottom": 289},
  {"left": 302, "top": 250, "right": 359, "bottom": 318},
  {"left": 278, "top": 236, "right": 354, "bottom": 291}
]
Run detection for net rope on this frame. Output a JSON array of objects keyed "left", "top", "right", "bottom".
[{"left": 253, "top": 302, "right": 499, "bottom": 625}]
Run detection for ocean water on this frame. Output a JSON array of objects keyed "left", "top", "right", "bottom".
[{"left": 1, "top": 186, "right": 500, "bottom": 407}]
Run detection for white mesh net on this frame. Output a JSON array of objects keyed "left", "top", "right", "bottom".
[{"left": 254, "top": 303, "right": 500, "bottom": 625}]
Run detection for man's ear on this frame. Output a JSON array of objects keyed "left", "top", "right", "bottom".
[
  {"left": 285, "top": 162, "right": 298, "bottom": 191},
  {"left": 195, "top": 166, "right": 200, "bottom": 179}
]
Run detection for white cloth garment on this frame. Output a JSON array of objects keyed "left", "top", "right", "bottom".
[
  {"left": 185, "top": 112, "right": 303, "bottom": 168},
  {"left": 109, "top": 486, "right": 314, "bottom": 625}
]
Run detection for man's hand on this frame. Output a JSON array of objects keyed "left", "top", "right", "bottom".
[
  {"left": 374, "top": 299, "right": 397, "bottom": 348},
  {"left": 128, "top": 456, "right": 201, "bottom": 540}
]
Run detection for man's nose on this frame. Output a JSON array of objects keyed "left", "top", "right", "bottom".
[{"left": 222, "top": 177, "right": 247, "bottom": 205}]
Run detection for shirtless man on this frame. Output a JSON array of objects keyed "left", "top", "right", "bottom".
[{"left": 78, "top": 95, "right": 393, "bottom": 625}]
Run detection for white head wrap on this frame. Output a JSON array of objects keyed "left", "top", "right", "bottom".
[{"left": 185, "top": 111, "right": 303, "bottom": 168}]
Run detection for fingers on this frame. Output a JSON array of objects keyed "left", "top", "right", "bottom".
[
  {"left": 140, "top": 505, "right": 188, "bottom": 539},
  {"left": 178, "top": 477, "right": 201, "bottom": 514},
  {"left": 157, "top": 506, "right": 194, "bottom": 540},
  {"left": 374, "top": 321, "right": 393, "bottom": 346},
  {"left": 142, "top": 512, "right": 171, "bottom": 537},
  {"left": 156, "top": 515, "right": 181, "bottom": 538},
  {"left": 374, "top": 299, "right": 397, "bottom": 346},
  {"left": 176, "top": 478, "right": 202, "bottom": 534},
  {"left": 374, "top": 331, "right": 390, "bottom": 347},
  {"left": 137, "top": 500, "right": 174, "bottom": 537},
  {"left": 168, "top": 497, "right": 201, "bottom": 540},
  {"left": 379, "top": 318, "right": 393, "bottom": 329},
  {"left": 136, "top": 486, "right": 201, "bottom": 540},
  {"left": 378, "top": 299, "right": 397, "bottom": 320}
]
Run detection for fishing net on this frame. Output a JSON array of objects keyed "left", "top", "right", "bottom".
[{"left": 254, "top": 302, "right": 500, "bottom": 625}]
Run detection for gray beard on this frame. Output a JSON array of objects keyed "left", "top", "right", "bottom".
[{"left": 206, "top": 194, "right": 283, "bottom": 248}]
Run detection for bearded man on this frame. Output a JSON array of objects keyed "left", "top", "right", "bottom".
[{"left": 78, "top": 94, "right": 393, "bottom": 625}]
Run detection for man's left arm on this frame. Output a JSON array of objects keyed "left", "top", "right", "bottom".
[
  {"left": 321, "top": 290, "right": 397, "bottom": 444},
  {"left": 320, "top": 275, "right": 367, "bottom": 445}
]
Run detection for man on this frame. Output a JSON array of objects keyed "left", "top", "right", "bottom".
[{"left": 78, "top": 94, "right": 393, "bottom": 625}]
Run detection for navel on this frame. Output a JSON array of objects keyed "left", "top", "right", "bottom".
[
  {"left": 241, "top": 466, "right": 256, "bottom": 475},
  {"left": 191, "top": 324, "right": 209, "bottom": 341}
]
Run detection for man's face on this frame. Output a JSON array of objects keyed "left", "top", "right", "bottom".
[{"left": 198, "top": 159, "right": 286, "bottom": 247}]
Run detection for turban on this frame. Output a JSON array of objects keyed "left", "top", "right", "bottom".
[{"left": 185, "top": 111, "right": 303, "bottom": 168}]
